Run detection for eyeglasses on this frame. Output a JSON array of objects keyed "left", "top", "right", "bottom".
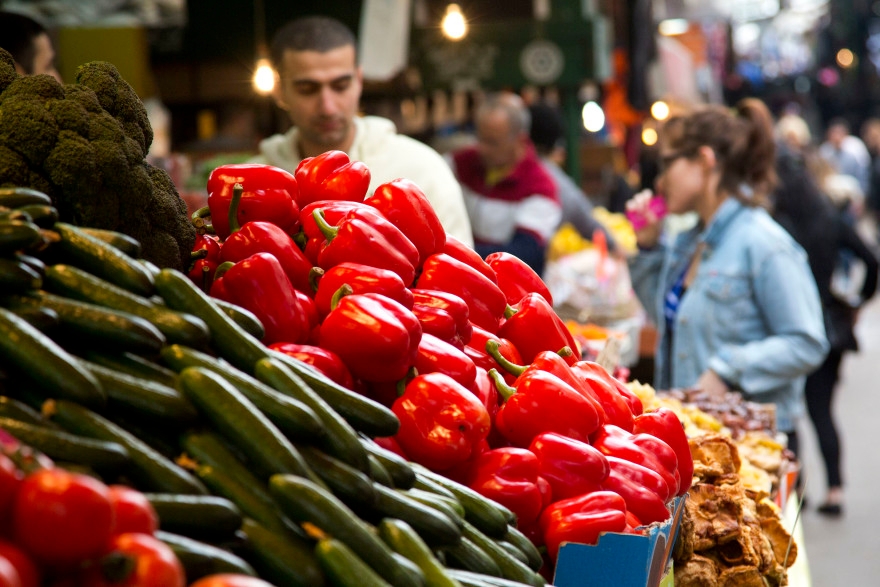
[{"left": 658, "top": 151, "right": 693, "bottom": 172}]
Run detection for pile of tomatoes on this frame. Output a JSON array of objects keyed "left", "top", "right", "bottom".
[{"left": 0, "top": 434, "right": 270, "bottom": 587}]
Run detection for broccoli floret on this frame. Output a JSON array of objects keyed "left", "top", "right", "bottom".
[
  {"left": 0, "top": 96, "right": 59, "bottom": 166},
  {"left": 88, "top": 111, "right": 126, "bottom": 144},
  {"left": 0, "top": 49, "right": 17, "bottom": 94},
  {"left": 75, "top": 61, "right": 152, "bottom": 156},
  {"left": 63, "top": 84, "right": 102, "bottom": 114},
  {"left": 0, "top": 74, "right": 65, "bottom": 103},
  {"left": 47, "top": 98, "right": 90, "bottom": 136},
  {"left": 43, "top": 130, "right": 96, "bottom": 195},
  {"left": 0, "top": 145, "right": 30, "bottom": 186}
]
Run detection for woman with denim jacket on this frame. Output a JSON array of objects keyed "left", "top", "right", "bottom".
[{"left": 626, "top": 99, "right": 829, "bottom": 446}]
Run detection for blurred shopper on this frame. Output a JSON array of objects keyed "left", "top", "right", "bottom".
[
  {"left": 860, "top": 117, "right": 880, "bottom": 225},
  {"left": 774, "top": 115, "right": 879, "bottom": 517},
  {"left": 252, "top": 15, "right": 473, "bottom": 245},
  {"left": 527, "top": 101, "right": 618, "bottom": 252},
  {"left": 447, "top": 93, "right": 561, "bottom": 275},
  {"left": 626, "top": 99, "right": 828, "bottom": 449},
  {"left": 0, "top": 11, "right": 61, "bottom": 81},
  {"left": 819, "top": 117, "right": 870, "bottom": 197}
]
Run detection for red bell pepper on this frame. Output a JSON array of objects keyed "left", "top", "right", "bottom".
[
  {"left": 487, "top": 344, "right": 607, "bottom": 424},
  {"left": 365, "top": 179, "right": 446, "bottom": 266},
  {"left": 207, "top": 165, "right": 299, "bottom": 239},
  {"left": 314, "top": 262, "right": 414, "bottom": 319},
  {"left": 188, "top": 234, "right": 222, "bottom": 291},
  {"left": 633, "top": 408, "right": 693, "bottom": 496},
  {"left": 414, "top": 333, "right": 477, "bottom": 389},
  {"left": 411, "top": 289, "right": 472, "bottom": 349},
  {"left": 574, "top": 360, "right": 643, "bottom": 417},
  {"left": 319, "top": 291, "right": 421, "bottom": 383},
  {"left": 539, "top": 491, "right": 627, "bottom": 560},
  {"left": 498, "top": 293, "right": 579, "bottom": 364},
  {"left": 442, "top": 235, "right": 498, "bottom": 283},
  {"left": 392, "top": 372, "right": 491, "bottom": 471},
  {"left": 269, "top": 342, "right": 354, "bottom": 390},
  {"left": 571, "top": 361, "right": 636, "bottom": 432},
  {"left": 528, "top": 432, "right": 609, "bottom": 502},
  {"left": 489, "top": 368, "right": 602, "bottom": 447},
  {"left": 591, "top": 424, "right": 679, "bottom": 499},
  {"left": 467, "top": 448, "right": 546, "bottom": 528},
  {"left": 300, "top": 200, "right": 371, "bottom": 240},
  {"left": 485, "top": 252, "right": 553, "bottom": 306},
  {"left": 416, "top": 253, "right": 507, "bottom": 332},
  {"left": 469, "top": 367, "right": 499, "bottom": 430},
  {"left": 210, "top": 252, "right": 310, "bottom": 345},
  {"left": 438, "top": 438, "right": 490, "bottom": 485},
  {"left": 464, "top": 325, "right": 522, "bottom": 385},
  {"left": 601, "top": 456, "right": 671, "bottom": 525},
  {"left": 294, "top": 150, "right": 371, "bottom": 206},
  {"left": 312, "top": 207, "right": 419, "bottom": 286}
]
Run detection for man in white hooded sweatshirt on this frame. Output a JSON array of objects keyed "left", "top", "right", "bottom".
[{"left": 251, "top": 15, "right": 474, "bottom": 246}]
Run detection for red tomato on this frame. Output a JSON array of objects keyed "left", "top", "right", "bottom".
[
  {"left": 189, "top": 575, "right": 275, "bottom": 587},
  {"left": 0, "top": 542, "right": 37, "bottom": 587},
  {"left": 107, "top": 486, "right": 158, "bottom": 536},
  {"left": 0, "top": 556, "right": 20, "bottom": 587},
  {"left": 12, "top": 469, "right": 114, "bottom": 568},
  {"left": 81, "top": 533, "right": 184, "bottom": 587},
  {"left": 0, "top": 454, "right": 22, "bottom": 530}
]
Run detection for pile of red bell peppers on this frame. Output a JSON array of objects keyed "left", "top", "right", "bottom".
[{"left": 190, "top": 156, "right": 694, "bottom": 561}]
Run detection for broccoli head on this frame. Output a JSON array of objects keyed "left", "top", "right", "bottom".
[{"left": 0, "top": 49, "right": 196, "bottom": 271}]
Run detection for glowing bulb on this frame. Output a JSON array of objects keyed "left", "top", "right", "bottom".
[
  {"left": 582, "top": 101, "right": 605, "bottom": 133},
  {"left": 253, "top": 58, "right": 275, "bottom": 94},
  {"left": 836, "top": 48, "right": 855, "bottom": 68},
  {"left": 442, "top": 4, "right": 467, "bottom": 40},
  {"left": 642, "top": 127, "right": 658, "bottom": 146},
  {"left": 650, "top": 101, "right": 670, "bottom": 121}
]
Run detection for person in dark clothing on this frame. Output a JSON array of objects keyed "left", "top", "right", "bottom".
[{"left": 772, "top": 141, "right": 879, "bottom": 517}]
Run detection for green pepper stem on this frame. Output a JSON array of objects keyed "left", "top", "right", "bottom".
[
  {"left": 228, "top": 183, "right": 244, "bottom": 234},
  {"left": 99, "top": 551, "right": 136, "bottom": 582},
  {"left": 313, "top": 208, "right": 338, "bottom": 242},
  {"left": 503, "top": 304, "right": 517, "bottom": 319},
  {"left": 190, "top": 248, "right": 208, "bottom": 261},
  {"left": 397, "top": 366, "right": 418, "bottom": 397},
  {"left": 191, "top": 205, "right": 211, "bottom": 221},
  {"left": 329, "top": 283, "right": 353, "bottom": 311},
  {"left": 213, "top": 261, "right": 235, "bottom": 281},
  {"left": 308, "top": 267, "right": 324, "bottom": 293},
  {"left": 200, "top": 264, "right": 212, "bottom": 293},
  {"left": 557, "top": 346, "right": 575, "bottom": 358},
  {"left": 488, "top": 368, "right": 517, "bottom": 401},
  {"left": 486, "top": 339, "right": 527, "bottom": 376}
]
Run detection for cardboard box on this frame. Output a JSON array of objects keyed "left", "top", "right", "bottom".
[{"left": 553, "top": 495, "right": 687, "bottom": 587}]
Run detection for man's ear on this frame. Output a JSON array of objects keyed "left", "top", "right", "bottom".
[
  {"left": 271, "top": 71, "right": 287, "bottom": 110},
  {"left": 697, "top": 145, "right": 717, "bottom": 170}
]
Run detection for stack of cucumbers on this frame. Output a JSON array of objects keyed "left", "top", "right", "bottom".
[{"left": 0, "top": 187, "right": 548, "bottom": 587}]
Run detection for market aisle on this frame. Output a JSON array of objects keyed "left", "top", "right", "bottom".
[{"left": 798, "top": 295, "right": 880, "bottom": 586}]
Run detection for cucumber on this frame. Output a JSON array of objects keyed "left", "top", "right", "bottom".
[
  {"left": 144, "top": 493, "right": 243, "bottom": 540},
  {"left": 0, "top": 209, "right": 31, "bottom": 223},
  {"left": 79, "top": 227, "right": 142, "bottom": 258},
  {"left": 15, "top": 204, "right": 58, "bottom": 228},
  {"left": 154, "top": 269, "right": 269, "bottom": 373},
  {"left": 0, "top": 307, "right": 105, "bottom": 408},
  {"left": 366, "top": 483, "right": 462, "bottom": 548},
  {"left": 445, "top": 570, "right": 538, "bottom": 587},
  {"left": 0, "top": 187, "right": 52, "bottom": 208},
  {"left": 255, "top": 357, "right": 369, "bottom": 474},
  {"left": 272, "top": 351, "right": 399, "bottom": 437},
  {"left": 0, "top": 220, "right": 42, "bottom": 254},
  {"left": 161, "top": 345, "right": 324, "bottom": 442},
  {"left": 212, "top": 298, "right": 265, "bottom": 340},
  {"left": 315, "top": 538, "right": 391, "bottom": 587},
  {"left": 10, "top": 292, "right": 166, "bottom": 355},
  {"left": 401, "top": 488, "right": 466, "bottom": 529},
  {"left": 181, "top": 430, "right": 290, "bottom": 536},
  {"left": 442, "top": 537, "right": 502, "bottom": 577},
  {"left": 360, "top": 437, "right": 416, "bottom": 489},
  {"left": 297, "top": 445, "right": 377, "bottom": 507},
  {"left": 53, "top": 223, "right": 154, "bottom": 296},
  {"left": 0, "top": 395, "right": 60, "bottom": 428},
  {"left": 269, "top": 475, "right": 423, "bottom": 587},
  {"left": 502, "top": 526, "right": 542, "bottom": 572},
  {"left": 239, "top": 518, "right": 326, "bottom": 587},
  {"left": 14, "top": 254, "right": 46, "bottom": 277},
  {"left": 496, "top": 542, "right": 529, "bottom": 567},
  {"left": 460, "top": 522, "right": 544, "bottom": 587},
  {"left": 46, "top": 399, "right": 208, "bottom": 495},
  {"left": 83, "top": 350, "right": 179, "bottom": 388},
  {"left": 78, "top": 359, "right": 199, "bottom": 423},
  {"left": 0, "top": 258, "right": 42, "bottom": 293},
  {"left": 413, "top": 466, "right": 514, "bottom": 538},
  {"left": 379, "top": 518, "right": 463, "bottom": 587},
  {"left": 177, "top": 367, "right": 321, "bottom": 485},
  {"left": 367, "top": 453, "right": 396, "bottom": 488},
  {"left": 155, "top": 530, "right": 257, "bottom": 582},
  {"left": 7, "top": 305, "right": 59, "bottom": 332},
  {"left": 44, "top": 264, "right": 210, "bottom": 348},
  {"left": 0, "top": 415, "right": 129, "bottom": 470}
]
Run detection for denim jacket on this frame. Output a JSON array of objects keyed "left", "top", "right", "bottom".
[{"left": 629, "top": 198, "right": 829, "bottom": 431}]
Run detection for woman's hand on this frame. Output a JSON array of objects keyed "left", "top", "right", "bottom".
[
  {"left": 696, "top": 369, "right": 730, "bottom": 400},
  {"left": 625, "top": 189, "right": 663, "bottom": 250}
]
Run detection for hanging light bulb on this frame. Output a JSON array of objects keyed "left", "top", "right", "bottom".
[
  {"left": 442, "top": 4, "right": 467, "bottom": 40},
  {"left": 253, "top": 57, "right": 275, "bottom": 94}
]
